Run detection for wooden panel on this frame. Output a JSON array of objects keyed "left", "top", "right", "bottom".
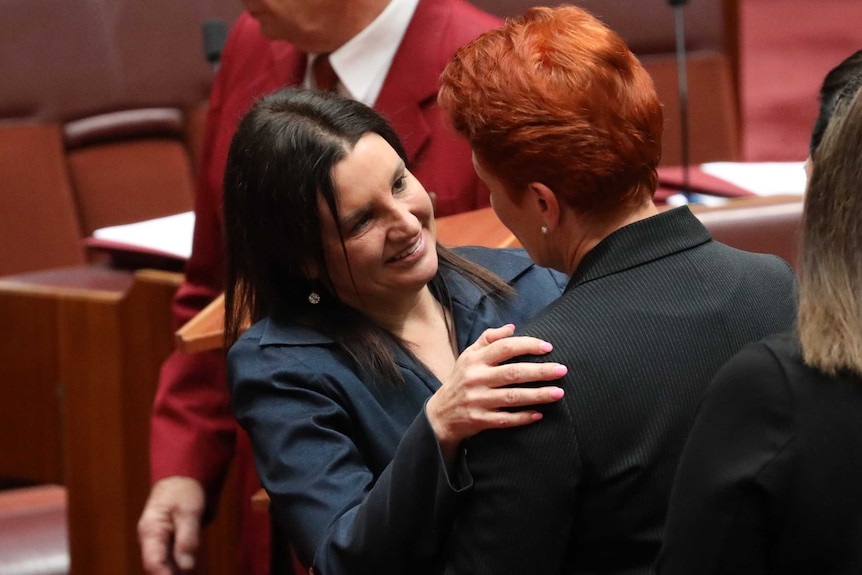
[
  {"left": 47, "top": 268, "right": 237, "bottom": 575},
  {"left": 0, "top": 291, "right": 63, "bottom": 484},
  {"left": 58, "top": 270, "right": 181, "bottom": 575},
  {"left": 0, "top": 267, "right": 132, "bottom": 486},
  {"left": 59, "top": 288, "right": 129, "bottom": 573},
  {"left": 196, "top": 463, "right": 241, "bottom": 575},
  {"left": 644, "top": 52, "right": 741, "bottom": 165},
  {"left": 723, "top": 0, "right": 741, "bottom": 120},
  {"left": 0, "top": 266, "right": 184, "bottom": 574}
]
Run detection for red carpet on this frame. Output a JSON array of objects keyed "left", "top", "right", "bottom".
[{"left": 741, "top": 0, "right": 862, "bottom": 161}]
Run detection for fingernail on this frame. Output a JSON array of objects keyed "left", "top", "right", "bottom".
[
  {"left": 540, "top": 341, "right": 553, "bottom": 352},
  {"left": 553, "top": 365, "right": 568, "bottom": 377},
  {"left": 177, "top": 554, "right": 195, "bottom": 570},
  {"left": 531, "top": 412, "right": 544, "bottom": 421},
  {"left": 550, "top": 386, "right": 565, "bottom": 399}
]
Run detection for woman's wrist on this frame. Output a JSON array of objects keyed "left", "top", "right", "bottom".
[{"left": 425, "top": 395, "right": 459, "bottom": 466}]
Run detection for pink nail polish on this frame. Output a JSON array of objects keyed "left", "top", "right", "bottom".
[
  {"left": 531, "top": 412, "right": 544, "bottom": 421},
  {"left": 540, "top": 341, "right": 553, "bottom": 352},
  {"left": 550, "top": 387, "right": 565, "bottom": 399},
  {"left": 554, "top": 365, "right": 568, "bottom": 377}
]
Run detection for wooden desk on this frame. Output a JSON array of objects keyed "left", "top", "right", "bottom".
[
  {"left": 175, "top": 292, "right": 227, "bottom": 354},
  {"left": 0, "top": 257, "right": 270, "bottom": 575},
  {"left": 0, "top": 267, "right": 180, "bottom": 574}
]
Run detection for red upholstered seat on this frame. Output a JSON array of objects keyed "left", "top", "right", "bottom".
[{"left": 0, "top": 485, "right": 68, "bottom": 575}]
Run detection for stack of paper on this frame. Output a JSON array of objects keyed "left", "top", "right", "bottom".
[{"left": 86, "top": 211, "right": 195, "bottom": 268}]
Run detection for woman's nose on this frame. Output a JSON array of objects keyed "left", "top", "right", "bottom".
[{"left": 389, "top": 201, "right": 421, "bottom": 237}]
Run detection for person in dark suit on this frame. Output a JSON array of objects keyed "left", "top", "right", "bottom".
[
  {"left": 221, "top": 87, "right": 569, "bottom": 574},
  {"left": 137, "top": 2, "right": 502, "bottom": 574},
  {"left": 435, "top": 7, "right": 798, "bottom": 574},
  {"left": 654, "top": 71, "right": 862, "bottom": 575}
]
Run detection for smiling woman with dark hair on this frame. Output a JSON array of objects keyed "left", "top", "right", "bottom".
[{"left": 221, "top": 86, "right": 568, "bottom": 575}]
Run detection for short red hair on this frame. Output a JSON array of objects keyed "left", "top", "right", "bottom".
[{"left": 438, "top": 5, "right": 663, "bottom": 213}]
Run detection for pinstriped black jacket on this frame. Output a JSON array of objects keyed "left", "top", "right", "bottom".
[{"left": 445, "top": 207, "right": 798, "bottom": 575}]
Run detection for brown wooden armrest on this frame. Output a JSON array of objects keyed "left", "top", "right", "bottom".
[
  {"left": 251, "top": 488, "right": 271, "bottom": 514},
  {"left": 176, "top": 293, "right": 227, "bottom": 354}
]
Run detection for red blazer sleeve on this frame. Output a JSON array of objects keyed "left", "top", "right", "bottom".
[{"left": 148, "top": 14, "right": 286, "bottom": 509}]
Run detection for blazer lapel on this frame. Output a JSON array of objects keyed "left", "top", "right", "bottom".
[
  {"left": 266, "top": 40, "right": 307, "bottom": 93},
  {"left": 374, "top": 0, "right": 453, "bottom": 164}
]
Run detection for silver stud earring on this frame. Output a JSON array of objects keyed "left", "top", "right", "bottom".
[
  {"left": 308, "top": 291, "right": 321, "bottom": 305},
  {"left": 541, "top": 225, "right": 549, "bottom": 235}
]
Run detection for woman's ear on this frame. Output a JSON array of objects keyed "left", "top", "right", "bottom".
[{"left": 527, "top": 182, "right": 561, "bottom": 232}]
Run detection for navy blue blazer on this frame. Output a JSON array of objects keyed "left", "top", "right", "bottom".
[
  {"left": 227, "top": 247, "right": 566, "bottom": 574},
  {"left": 444, "top": 208, "right": 799, "bottom": 575}
]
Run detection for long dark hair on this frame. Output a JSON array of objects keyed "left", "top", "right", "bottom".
[
  {"left": 223, "top": 87, "right": 510, "bottom": 383},
  {"left": 809, "top": 49, "right": 862, "bottom": 155}
]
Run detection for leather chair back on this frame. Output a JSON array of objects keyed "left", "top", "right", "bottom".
[{"left": 0, "top": 0, "right": 241, "bottom": 276}]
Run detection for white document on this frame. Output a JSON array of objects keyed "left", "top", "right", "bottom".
[
  {"left": 91, "top": 211, "right": 195, "bottom": 259},
  {"left": 700, "top": 162, "right": 807, "bottom": 196}
]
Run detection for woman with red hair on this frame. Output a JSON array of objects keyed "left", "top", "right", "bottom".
[{"left": 437, "top": 6, "right": 797, "bottom": 574}]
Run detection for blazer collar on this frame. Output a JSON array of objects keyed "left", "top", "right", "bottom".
[
  {"left": 443, "top": 246, "right": 536, "bottom": 313},
  {"left": 566, "top": 206, "right": 712, "bottom": 292},
  {"left": 268, "top": 41, "right": 307, "bottom": 90}
]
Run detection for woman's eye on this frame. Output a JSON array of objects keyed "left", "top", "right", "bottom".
[
  {"left": 393, "top": 175, "right": 408, "bottom": 194},
  {"left": 351, "top": 213, "right": 372, "bottom": 234}
]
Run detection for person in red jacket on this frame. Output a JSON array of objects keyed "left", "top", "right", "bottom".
[{"left": 136, "top": 1, "right": 501, "bottom": 574}]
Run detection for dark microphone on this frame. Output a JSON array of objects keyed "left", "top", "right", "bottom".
[
  {"left": 669, "top": 0, "right": 692, "bottom": 199},
  {"left": 202, "top": 19, "right": 228, "bottom": 72}
]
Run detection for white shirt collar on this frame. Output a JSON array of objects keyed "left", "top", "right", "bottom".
[{"left": 304, "top": 0, "right": 420, "bottom": 106}]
